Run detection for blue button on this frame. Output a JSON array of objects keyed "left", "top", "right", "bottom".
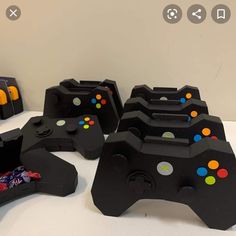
[
  {"left": 91, "top": 98, "right": 97, "bottom": 104},
  {"left": 180, "top": 98, "right": 186, "bottom": 104},
  {"left": 194, "top": 134, "right": 202, "bottom": 142},
  {"left": 197, "top": 167, "right": 208, "bottom": 177},
  {"left": 79, "top": 120, "right": 85, "bottom": 125}
]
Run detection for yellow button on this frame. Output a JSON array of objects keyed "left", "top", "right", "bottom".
[
  {"left": 96, "top": 94, "right": 102, "bottom": 100},
  {"left": 186, "top": 93, "right": 192, "bottom": 99},
  {"left": 208, "top": 160, "right": 219, "bottom": 170},
  {"left": 0, "top": 89, "right": 7, "bottom": 105},
  {"left": 84, "top": 117, "right": 90, "bottom": 122},
  {"left": 8, "top": 86, "right": 19, "bottom": 101},
  {"left": 202, "top": 128, "right": 211, "bottom": 136},
  {"left": 190, "top": 111, "right": 198, "bottom": 118}
]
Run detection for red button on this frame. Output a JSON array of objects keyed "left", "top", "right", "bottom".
[
  {"left": 211, "top": 136, "right": 218, "bottom": 140},
  {"left": 89, "top": 120, "right": 95, "bottom": 126},
  {"left": 101, "top": 99, "right": 107, "bottom": 105},
  {"left": 217, "top": 168, "right": 228, "bottom": 178}
]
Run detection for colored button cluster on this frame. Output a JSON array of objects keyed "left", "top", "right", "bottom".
[
  {"left": 180, "top": 92, "right": 192, "bottom": 104},
  {"left": 193, "top": 127, "right": 218, "bottom": 143},
  {"left": 196, "top": 160, "right": 228, "bottom": 186},
  {"left": 79, "top": 116, "right": 95, "bottom": 129},
  {"left": 91, "top": 94, "right": 107, "bottom": 109}
]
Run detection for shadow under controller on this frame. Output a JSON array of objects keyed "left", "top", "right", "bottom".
[{"left": 92, "top": 131, "right": 236, "bottom": 230}]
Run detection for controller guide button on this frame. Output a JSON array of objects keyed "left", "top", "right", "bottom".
[
  {"left": 186, "top": 93, "right": 192, "bottom": 99},
  {"left": 190, "top": 111, "right": 198, "bottom": 118},
  {"left": 72, "top": 97, "right": 81, "bottom": 106},
  {"left": 162, "top": 132, "right": 175, "bottom": 139},
  {"left": 157, "top": 162, "right": 173, "bottom": 176},
  {"left": 197, "top": 167, "right": 208, "bottom": 177},
  {"left": 205, "top": 176, "right": 216, "bottom": 185},
  {"left": 217, "top": 169, "right": 228, "bottom": 178},
  {"left": 56, "top": 120, "right": 66, "bottom": 126},
  {"left": 208, "top": 160, "right": 219, "bottom": 170},
  {"left": 160, "top": 96, "right": 168, "bottom": 100},
  {"left": 202, "top": 128, "right": 211, "bottom": 136}
]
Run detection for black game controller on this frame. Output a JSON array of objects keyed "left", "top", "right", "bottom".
[
  {"left": 131, "top": 85, "right": 200, "bottom": 104},
  {"left": 124, "top": 97, "right": 208, "bottom": 120},
  {"left": 60, "top": 79, "right": 123, "bottom": 118},
  {"left": 0, "top": 129, "right": 77, "bottom": 205},
  {"left": 92, "top": 131, "right": 236, "bottom": 230},
  {"left": 118, "top": 111, "right": 226, "bottom": 144},
  {"left": 44, "top": 79, "right": 123, "bottom": 134},
  {"left": 21, "top": 115, "right": 105, "bottom": 159}
]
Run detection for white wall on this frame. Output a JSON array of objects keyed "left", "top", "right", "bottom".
[{"left": 0, "top": 0, "right": 235, "bottom": 120}]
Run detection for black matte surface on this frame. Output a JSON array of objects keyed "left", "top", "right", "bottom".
[
  {"left": 124, "top": 97, "right": 208, "bottom": 118},
  {"left": 92, "top": 131, "right": 236, "bottom": 230},
  {"left": 131, "top": 85, "right": 201, "bottom": 101},
  {"left": 21, "top": 115, "right": 105, "bottom": 159},
  {"left": 118, "top": 111, "right": 225, "bottom": 144}
]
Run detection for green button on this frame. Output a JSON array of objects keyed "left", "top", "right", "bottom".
[
  {"left": 205, "top": 176, "right": 216, "bottom": 185},
  {"left": 96, "top": 103, "right": 101, "bottom": 109},
  {"left": 83, "top": 124, "right": 90, "bottom": 129}
]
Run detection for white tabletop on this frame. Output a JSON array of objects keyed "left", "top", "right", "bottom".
[{"left": 1, "top": 112, "right": 236, "bottom": 236}]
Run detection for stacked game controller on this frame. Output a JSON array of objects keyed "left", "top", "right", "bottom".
[
  {"left": 0, "top": 79, "right": 123, "bottom": 208},
  {"left": 21, "top": 79, "right": 123, "bottom": 161},
  {"left": 0, "top": 77, "right": 24, "bottom": 119},
  {"left": 92, "top": 85, "right": 236, "bottom": 230},
  {"left": 43, "top": 79, "right": 123, "bottom": 134}
]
